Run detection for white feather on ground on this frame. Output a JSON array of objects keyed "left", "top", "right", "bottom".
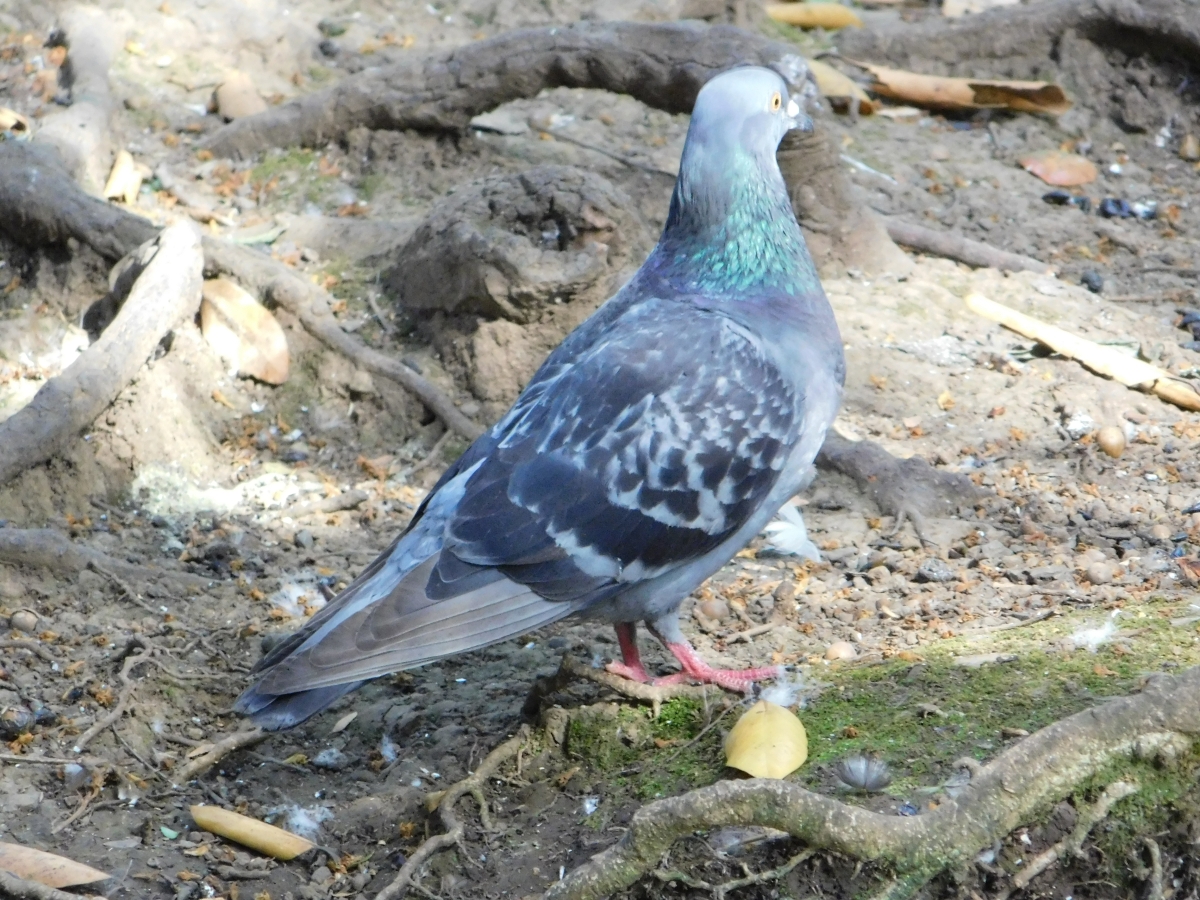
[{"left": 762, "top": 503, "right": 822, "bottom": 562}]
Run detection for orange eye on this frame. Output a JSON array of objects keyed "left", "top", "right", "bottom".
[{"left": 770, "top": 92, "right": 782, "bottom": 111}]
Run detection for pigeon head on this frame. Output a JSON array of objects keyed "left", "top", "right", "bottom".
[{"left": 656, "top": 66, "right": 818, "bottom": 297}]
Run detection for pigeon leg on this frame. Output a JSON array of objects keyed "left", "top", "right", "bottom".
[
  {"left": 605, "top": 622, "right": 651, "bottom": 682},
  {"left": 652, "top": 639, "right": 780, "bottom": 693}
]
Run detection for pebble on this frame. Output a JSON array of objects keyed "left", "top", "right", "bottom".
[
  {"left": 9, "top": 609, "right": 38, "bottom": 632},
  {"left": 295, "top": 529, "right": 315, "bottom": 549},
  {"left": 915, "top": 558, "right": 955, "bottom": 583},
  {"left": 697, "top": 597, "right": 730, "bottom": 621},
  {"left": 1096, "top": 426, "right": 1126, "bottom": 458},
  {"left": 1148, "top": 524, "right": 1173, "bottom": 542},
  {"left": 1086, "top": 561, "right": 1116, "bottom": 585},
  {"left": 310, "top": 866, "right": 333, "bottom": 885},
  {"left": 312, "top": 748, "right": 351, "bottom": 771},
  {"left": 825, "top": 641, "right": 857, "bottom": 661}
]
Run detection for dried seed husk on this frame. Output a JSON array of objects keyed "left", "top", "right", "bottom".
[{"left": 189, "top": 805, "right": 314, "bottom": 859}]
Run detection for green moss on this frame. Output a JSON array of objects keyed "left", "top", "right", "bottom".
[{"left": 251, "top": 148, "right": 317, "bottom": 186}]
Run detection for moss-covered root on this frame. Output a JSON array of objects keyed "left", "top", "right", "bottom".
[{"left": 543, "top": 666, "right": 1200, "bottom": 900}]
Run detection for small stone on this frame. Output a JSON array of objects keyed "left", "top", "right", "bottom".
[
  {"left": 1080, "top": 270, "right": 1103, "bottom": 294},
  {"left": 825, "top": 641, "right": 857, "bottom": 661},
  {"left": 312, "top": 748, "right": 350, "bottom": 770},
  {"left": 1148, "top": 524, "right": 1172, "bottom": 542},
  {"left": 1180, "top": 134, "right": 1200, "bottom": 162},
  {"left": 214, "top": 71, "right": 268, "bottom": 121},
  {"left": 9, "top": 609, "right": 38, "bottom": 632},
  {"left": 185, "top": 726, "right": 205, "bottom": 741},
  {"left": 1096, "top": 426, "right": 1126, "bottom": 458},
  {"left": 697, "top": 597, "right": 730, "bottom": 621},
  {"left": 310, "top": 866, "right": 333, "bottom": 884},
  {"left": 865, "top": 565, "right": 890, "bottom": 583},
  {"left": 295, "top": 529, "right": 315, "bottom": 550},
  {"left": 1086, "top": 561, "right": 1116, "bottom": 585},
  {"left": 915, "top": 558, "right": 955, "bottom": 583}
]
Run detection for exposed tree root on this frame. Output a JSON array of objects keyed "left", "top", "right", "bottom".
[
  {"left": 525, "top": 653, "right": 724, "bottom": 719},
  {"left": 884, "top": 219, "right": 1050, "bottom": 274},
  {"left": 0, "top": 223, "right": 202, "bottom": 488},
  {"left": 0, "top": 871, "right": 103, "bottom": 900},
  {"left": 375, "top": 727, "right": 531, "bottom": 900},
  {"left": 0, "top": 143, "right": 481, "bottom": 442},
  {"left": 0, "top": 527, "right": 210, "bottom": 589},
  {"left": 541, "top": 665, "right": 1200, "bottom": 900},
  {"left": 199, "top": 22, "right": 809, "bottom": 160},
  {"left": 997, "top": 780, "right": 1138, "bottom": 900}
]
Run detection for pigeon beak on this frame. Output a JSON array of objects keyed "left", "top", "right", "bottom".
[{"left": 784, "top": 97, "right": 813, "bottom": 133}]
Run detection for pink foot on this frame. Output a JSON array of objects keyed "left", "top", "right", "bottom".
[
  {"left": 605, "top": 622, "right": 651, "bottom": 682},
  {"left": 655, "top": 641, "right": 781, "bottom": 693}
]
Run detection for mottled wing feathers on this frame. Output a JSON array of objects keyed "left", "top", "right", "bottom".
[{"left": 435, "top": 298, "right": 799, "bottom": 598}]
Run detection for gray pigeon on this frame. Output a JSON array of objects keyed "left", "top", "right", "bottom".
[{"left": 236, "top": 66, "right": 845, "bottom": 730}]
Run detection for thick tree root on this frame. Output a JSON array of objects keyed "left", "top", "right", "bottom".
[
  {"left": 169, "top": 728, "right": 267, "bottom": 786},
  {"left": 0, "top": 223, "right": 202, "bottom": 488},
  {"left": 0, "top": 143, "right": 480, "bottom": 443},
  {"left": 542, "top": 665, "right": 1200, "bottom": 900},
  {"left": 199, "top": 22, "right": 809, "bottom": 160},
  {"left": 375, "top": 727, "right": 530, "bottom": 900},
  {"left": 0, "top": 527, "right": 210, "bottom": 589}
]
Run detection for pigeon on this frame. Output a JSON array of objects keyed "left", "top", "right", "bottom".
[{"left": 236, "top": 66, "right": 845, "bottom": 730}]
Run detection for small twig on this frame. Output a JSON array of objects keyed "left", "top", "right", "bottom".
[
  {"left": 0, "top": 870, "right": 105, "bottom": 900},
  {"left": 365, "top": 290, "right": 396, "bottom": 335},
  {"left": 409, "top": 430, "right": 454, "bottom": 477},
  {"left": 170, "top": 728, "right": 267, "bottom": 786},
  {"left": 714, "top": 848, "right": 815, "bottom": 900},
  {"left": 0, "top": 639, "right": 59, "bottom": 663},
  {"left": 51, "top": 775, "right": 106, "bottom": 834},
  {"left": 376, "top": 728, "right": 529, "bottom": 900},
  {"left": 285, "top": 489, "right": 369, "bottom": 519},
  {"left": 0, "top": 753, "right": 107, "bottom": 766},
  {"left": 73, "top": 649, "right": 153, "bottom": 753},
  {"left": 723, "top": 622, "right": 777, "bottom": 645},
  {"left": 885, "top": 218, "right": 1050, "bottom": 274}
]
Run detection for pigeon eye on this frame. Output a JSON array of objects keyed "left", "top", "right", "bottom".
[{"left": 770, "top": 92, "right": 782, "bottom": 112}]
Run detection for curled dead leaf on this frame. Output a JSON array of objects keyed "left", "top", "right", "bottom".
[
  {"left": 1019, "top": 150, "right": 1098, "bottom": 187},
  {"left": 200, "top": 278, "right": 290, "bottom": 384},
  {"left": 807, "top": 59, "right": 877, "bottom": 115},
  {"left": 844, "top": 58, "right": 1070, "bottom": 115},
  {"left": 189, "top": 805, "right": 314, "bottom": 860},
  {"left": 765, "top": 3, "right": 862, "bottom": 29},
  {"left": 724, "top": 700, "right": 808, "bottom": 779},
  {"left": 0, "top": 841, "right": 110, "bottom": 888}
]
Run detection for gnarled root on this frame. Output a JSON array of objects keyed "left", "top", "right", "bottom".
[
  {"left": 542, "top": 666, "right": 1200, "bottom": 900},
  {"left": 374, "top": 727, "right": 531, "bottom": 900}
]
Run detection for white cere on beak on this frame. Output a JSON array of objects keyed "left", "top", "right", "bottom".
[{"left": 786, "top": 98, "right": 800, "bottom": 118}]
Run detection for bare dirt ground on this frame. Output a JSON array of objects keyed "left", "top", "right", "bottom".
[{"left": 1, "top": 0, "right": 1200, "bottom": 899}]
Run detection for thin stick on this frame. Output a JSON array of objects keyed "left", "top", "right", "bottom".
[
  {"left": 409, "top": 430, "right": 454, "bottom": 477},
  {"left": 886, "top": 220, "right": 1050, "bottom": 274},
  {"left": 170, "top": 728, "right": 267, "bottom": 786},
  {"left": 72, "top": 651, "right": 151, "bottom": 753},
  {"left": 0, "top": 639, "right": 59, "bottom": 663},
  {"left": 965, "top": 292, "right": 1200, "bottom": 411}
]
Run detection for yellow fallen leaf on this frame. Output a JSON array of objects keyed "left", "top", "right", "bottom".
[
  {"left": 189, "top": 806, "right": 314, "bottom": 860},
  {"left": 200, "top": 279, "right": 290, "bottom": 385},
  {"left": 0, "top": 841, "right": 111, "bottom": 888},
  {"left": 844, "top": 58, "right": 1071, "bottom": 115},
  {"left": 765, "top": 3, "right": 862, "bottom": 29},
  {"left": 937, "top": 390, "right": 955, "bottom": 411},
  {"left": 724, "top": 700, "right": 808, "bottom": 779},
  {"left": 807, "top": 59, "right": 877, "bottom": 115}
]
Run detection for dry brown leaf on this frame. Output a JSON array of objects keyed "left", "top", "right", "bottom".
[
  {"left": 214, "top": 71, "right": 268, "bottom": 120},
  {"left": 200, "top": 278, "right": 290, "bottom": 385},
  {"left": 1, "top": 106, "right": 33, "bottom": 135},
  {"left": 807, "top": 59, "right": 877, "bottom": 115},
  {"left": 844, "top": 58, "right": 1070, "bottom": 115},
  {"left": 1019, "top": 150, "right": 1098, "bottom": 186},
  {"left": 724, "top": 700, "right": 808, "bottom": 778},
  {"left": 765, "top": 3, "right": 862, "bottom": 29},
  {"left": 0, "top": 841, "right": 111, "bottom": 888},
  {"left": 189, "top": 806, "right": 314, "bottom": 860}
]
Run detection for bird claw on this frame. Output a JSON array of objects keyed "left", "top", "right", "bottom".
[
  {"left": 653, "top": 663, "right": 782, "bottom": 694},
  {"left": 605, "top": 661, "right": 651, "bottom": 683}
]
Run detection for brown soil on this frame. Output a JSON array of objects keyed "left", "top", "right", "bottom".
[{"left": 1, "top": 1, "right": 1199, "bottom": 899}]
